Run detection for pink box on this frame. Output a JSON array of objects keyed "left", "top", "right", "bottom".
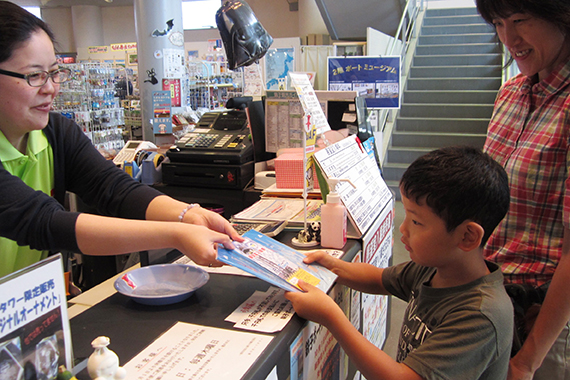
[{"left": 274, "top": 153, "right": 320, "bottom": 189}]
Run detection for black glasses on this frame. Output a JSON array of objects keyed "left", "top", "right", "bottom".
[{"left": 0, "top": 67, "right": 72, "bottom": 87}]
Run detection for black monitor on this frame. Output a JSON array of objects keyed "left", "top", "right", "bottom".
[{"left": 246, "top": 98, "right": 276, "bottom": 163}]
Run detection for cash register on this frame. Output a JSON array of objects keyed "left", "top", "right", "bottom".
[{"left": 162, "top": 108, "right": 255, "bottom": 189}]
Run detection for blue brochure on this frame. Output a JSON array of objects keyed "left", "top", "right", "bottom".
[{"left": 217, "top": 230, "right": 338, "bottom": 293}]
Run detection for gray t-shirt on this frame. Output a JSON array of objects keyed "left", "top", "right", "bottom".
[{"left": 383, "top": 261, "right": 513, "bottom": 380}]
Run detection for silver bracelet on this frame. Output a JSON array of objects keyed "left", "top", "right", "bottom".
[{"left": 178, "top": 203, "right": 200, "bottom": 222}]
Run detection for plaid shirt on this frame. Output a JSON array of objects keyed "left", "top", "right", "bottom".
[{"left": 483, "top": 59, "right": 570, "bottom": 286}]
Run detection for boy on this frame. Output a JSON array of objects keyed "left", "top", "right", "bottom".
[{"left": 285, "top": 146, "right": 513, "bottom": 380}]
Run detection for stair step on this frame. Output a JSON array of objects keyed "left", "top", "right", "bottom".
[
  {"left": 383, "top": 163, "right": 416, "bottom": 183},
  {"left": 399, "top": 103, "right": 494, "bottom": 118},
  {"left": 390, "top": 131, "right": 486, "bottom": 148},
  {"left": 419, "top": 33, "right": 496, "bottom": 45},
  {"left": 425, "top": 7, "right": 480, "bottom": 17},
  {"left": 380, "top": 7, "right": 499, "bottom": 186},
  {"left": 407, "top": 77, "right": 501, "bottom": 90},
  {"left": 413, "top": 54, "right": 502, "bottom": 66},
  {"left": 395, "top": 117, "right": 490, "bottom": 133},
  {"left": 416, "top": 43, "right": 501, "bottom": 55},
  {"left": 422, "top": 24, "right": 494, "bottom": 35},
  {"left": 386, "top": 147, "right": 434, "bottom": 164},
  {"left": 409, "top": 65, "right": 501, "bottom": 78},
  {"left": 423, "top": 14, "right": 487, "bottom": 26},
  {"left": 403, "top": 90, "right": 497, "bottom": 104}
]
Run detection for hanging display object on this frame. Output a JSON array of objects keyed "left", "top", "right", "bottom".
[{"left": 215, "top": 0, "right": 273, "bottom": 70}]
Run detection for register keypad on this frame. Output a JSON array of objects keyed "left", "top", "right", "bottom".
[{"left": 184, "top": 134, "right": 217, "bottom": 148}]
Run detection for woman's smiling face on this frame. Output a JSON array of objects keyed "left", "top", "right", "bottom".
[
  {"left": 493, "top": 13, "right": 570, "bottom": 81},
  {"left": 0, "top": 30, "right": 59, "bottom": 146}
]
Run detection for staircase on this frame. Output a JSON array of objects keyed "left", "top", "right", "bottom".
[{"left": 383, "top": 7, "right": 502, "bottom": 198}]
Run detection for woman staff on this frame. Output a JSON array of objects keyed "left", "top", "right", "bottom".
[{"left": 0, "top": 1, "right": 241, "bottom": 278}]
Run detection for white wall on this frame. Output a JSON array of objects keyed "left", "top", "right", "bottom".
[
  {"left": 101, "top": 6, "right": 137, "bottom": 45},
  {"left": 42, "top": 7, "right": 75, "bottom": 53},
  {"left": 299, "top": 0, "right": 328, "bottom": 37}
]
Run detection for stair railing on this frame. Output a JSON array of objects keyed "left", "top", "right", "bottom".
[{"left": 376, "top": 0, "right": 425, "bottom": 166}]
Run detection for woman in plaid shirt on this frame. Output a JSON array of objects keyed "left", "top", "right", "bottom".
[{"left": 476, "top": 0, "right": 570, "bottom": 379}]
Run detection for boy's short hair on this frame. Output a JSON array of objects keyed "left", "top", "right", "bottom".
[{"left": 400, "top": 146, "right": 510, "bottom": 246}]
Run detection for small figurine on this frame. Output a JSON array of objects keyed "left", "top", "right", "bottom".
[
  {"left": 57, "top": 365, "right": 78, "bottom": 380},
  {"left": 308, "top": 221, "right": 321, "bottom": 243},
  {"left": 87, "top": 337, "right": 127, "bottom": 380},
  {"left": 291, "top": 222, "right": 321, "bottom": 247}
]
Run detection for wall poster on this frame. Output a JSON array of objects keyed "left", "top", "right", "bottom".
[{"left": 327, "top": 56, "right": 401, "bottom": 109}]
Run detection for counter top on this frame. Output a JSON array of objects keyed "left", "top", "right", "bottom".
[{"left": 69, "top": 234, "right": 361, "bottom": 380}]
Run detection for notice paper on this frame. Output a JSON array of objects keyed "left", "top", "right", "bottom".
[
  {"left": 123, "top": 322, "right": 273, "bottom": 380},
  {"left": 226, "top": 287, "right": 294, "bottom": 333}
]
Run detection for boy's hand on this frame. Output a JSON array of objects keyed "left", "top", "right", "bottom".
[
  {"left": 303, "top": 250, "right": 341, "bottom": 270},
  {"left": 285, "top": 280, "right": 339, "bottom": 326}
]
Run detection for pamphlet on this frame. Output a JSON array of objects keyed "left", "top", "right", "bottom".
[
  {"left": 217, "top": 230, "right": 337, "bottom": 293},
  {"left": 231, "top": 198, "right": 323, "bottom": 226}
]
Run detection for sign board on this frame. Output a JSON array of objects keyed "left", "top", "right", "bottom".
[
  {"left": 314, "top": 134, "right": 393, "bottom": 237},
  {"left": 0, "top": 255, "right": 72, "bottom": 380},
  {"left": 327, "top": 56, "right": 401, "bottom": 109}
]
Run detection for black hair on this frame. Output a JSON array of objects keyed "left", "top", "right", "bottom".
[
  {"left": 0, "top": 1, "right": 56, "bottom": 64},
  {"left": 400, "top": 146, "right": 510, "bottom": 247},
  {"left": 476, "top": 0, "right": 570, "bottom": 35},
  {"left": 476, "top": 0, "right": 570, "bottom": 68}
]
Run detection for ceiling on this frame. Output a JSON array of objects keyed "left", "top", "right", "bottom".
[
  {"left": 12, "top": 0, "right": 136, "bottom": 8},
  {"left": 11, "top": 0, "right": 405, "bottom": 39}
]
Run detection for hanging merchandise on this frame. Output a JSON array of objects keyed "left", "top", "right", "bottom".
[
  {"left": 186, "top": 61, "right": 244, "bottom": 111},
  {"left": 52, "top": 62, "right": 126, "bottom": 152}
]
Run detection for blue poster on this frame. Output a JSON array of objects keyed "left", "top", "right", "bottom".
[
  {"left": 152, "top": 90, "right": 172, "bottom": 134},
  {"left": 327, "top": 56, "right": 401, "bottom": 109},
  {"left": 265, "top": 48, "right": 295, "bottom": 90}
]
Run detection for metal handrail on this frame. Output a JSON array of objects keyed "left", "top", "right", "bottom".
[{"left": 376, "top": 0, "right": 425, "bottom": 165}]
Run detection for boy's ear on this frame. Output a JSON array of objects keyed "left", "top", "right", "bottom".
[{"left": 457, "top": 221, "right": 484, "bottom": 252}]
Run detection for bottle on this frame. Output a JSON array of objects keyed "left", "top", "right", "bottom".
[{"left": 320, "top": 178, "right": 348, "bottom": 249}]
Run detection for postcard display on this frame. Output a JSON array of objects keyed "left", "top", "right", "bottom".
[
  {"left": 0, "top": 255, "right": 72, "bottom": 380},
  {"left": 290, "top": 134, "right": 395, "bottom": 380}
]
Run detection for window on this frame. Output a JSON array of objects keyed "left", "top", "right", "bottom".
[
  {"left": 24, "top": 6, "right": 41, "bottom": 19},
  {"left": 182, "top": 0, "right": 222, "bottom": 30}
]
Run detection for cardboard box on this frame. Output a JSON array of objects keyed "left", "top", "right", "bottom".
[
  {"left": 306, "top": 34, "right": 331, "bottom": 46},
  {"left": 274, "top": 152, "right": 320, "bottom": 189}
]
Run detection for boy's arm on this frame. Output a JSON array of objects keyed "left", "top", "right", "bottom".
[
  {"left": 304, "top": 251, "right": 389, "bottom": 294},
  {"left": 286, "top": 281, "right": 424, "bottom": 380}
]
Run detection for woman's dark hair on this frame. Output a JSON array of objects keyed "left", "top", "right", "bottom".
[
  {"left": 477, "top": 0, "right": 570, "bottom": 35},
  {"left": 400, "top": 146, "right": 510, "bottom": 247},
  {"left": 0, "top": 1, "right": 56, "bottom": 64},
  {"left": 476, "top": 0, "right": 570, "bottom": 67}
]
